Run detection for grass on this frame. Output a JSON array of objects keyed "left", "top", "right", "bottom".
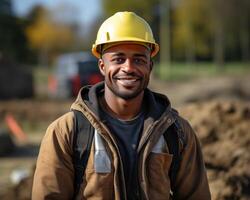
[
  {"left": 32, "top": 62, "right": 250, "bottom": 84},
  {"left": 153, "top": 62, "right": 250, "bottom": 81}
]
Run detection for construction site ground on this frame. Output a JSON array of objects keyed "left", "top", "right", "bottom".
[{"left": 0, "top": 73, "right": 249, "bottom": 200}]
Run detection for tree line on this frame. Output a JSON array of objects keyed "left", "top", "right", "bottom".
[
  {"left": 0, "top": 0, "right": 249, "bottom": 67},
  {"left": 103, "top": 0, "right": 250, "bottom": 67}
]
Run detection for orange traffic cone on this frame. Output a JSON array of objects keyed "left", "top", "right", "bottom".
[{"left": 5, "top": 114, "right": 28, "bottom": 142}]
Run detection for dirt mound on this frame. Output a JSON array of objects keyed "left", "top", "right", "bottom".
[
  {"left": 180, "top": 100, "right": 250, "bottom": 200},
  {"left": 0, "top": 100, "right": 71, "bottom": 124}
]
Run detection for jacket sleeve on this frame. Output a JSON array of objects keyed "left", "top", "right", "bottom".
[
  {"left": 173, "top": 118, "right": 211, "bottom": 200},
  {"left": 32, "top": 112, "right": 75, "bottom": 200}
]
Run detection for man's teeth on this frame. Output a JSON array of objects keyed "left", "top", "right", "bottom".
[
  {"left": 118, "top": 78, "right": 137, "bottom": 81},
  {"left": 117, "top": 79, "right": 138, "bottom": 85}
]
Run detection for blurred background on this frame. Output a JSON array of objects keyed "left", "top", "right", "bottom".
[{"left": 0, "top": 0, "right": 249, "bottom": 199}]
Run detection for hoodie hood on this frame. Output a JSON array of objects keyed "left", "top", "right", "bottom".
[{"left": 71, "top": 82, "right": 172, "bottom": 121}]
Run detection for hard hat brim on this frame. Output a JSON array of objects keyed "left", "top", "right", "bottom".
[{"left": 92, "top": 39, "right": 159, "bottom": 58}]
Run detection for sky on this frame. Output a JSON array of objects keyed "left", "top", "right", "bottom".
[{"left": 12, "top": 0, "right": 102, "bottom": 26}]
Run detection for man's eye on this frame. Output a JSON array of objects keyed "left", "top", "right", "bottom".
[
  {"left": 113, "top": 58, "right": 124, "bottom": 63},
  {"left": 134, "top": 58, "right": 146, "bottom": 65}
]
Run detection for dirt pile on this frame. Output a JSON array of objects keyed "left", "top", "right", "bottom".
[
  {"left": 179, "top": 100, "right": 250, "bottom": 200},
  {"left": 0, "top": 100, "right": 70, "bottom": 125}
]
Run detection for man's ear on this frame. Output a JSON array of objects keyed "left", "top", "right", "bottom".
[{"left": 98, "top": 58, "right": 105, "bottom": 76}]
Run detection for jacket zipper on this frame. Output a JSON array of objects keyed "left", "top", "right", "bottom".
[{"left": 137, "top": 124, "right": 155, "bottom": 199}]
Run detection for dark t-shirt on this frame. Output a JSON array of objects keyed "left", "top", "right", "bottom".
[{"left": 100, "top": 108, "right": 145, "bottom": 199}]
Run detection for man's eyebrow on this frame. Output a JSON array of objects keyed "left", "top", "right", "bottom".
[
  {"left": 133, "top": 53, "right": 147, "bottom": 58},
  {"left": 109, "top": 52, "right": 148, "bottom": 58},
  {"left": 110, "top": 52, "right": 125, "bottom": 57}
]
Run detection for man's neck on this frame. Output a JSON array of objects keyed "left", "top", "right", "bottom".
[{"left": 101, "top": 91, "right": 144, "bottom": 121}]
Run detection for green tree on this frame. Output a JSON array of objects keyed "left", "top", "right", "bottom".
[
  {"left": 102, "top": 0, "right": 158, "bottom": 22},
  {"left": 208, "top": 0, "right": 250, "bottom": 66},
  {"left": 172, "top": 0, "right": 250, "bottom": 66},
  {"left": 0, "top": 15, "right": 32, "bottom": 64},
  {"left": 25, "top": 6, "right": 76, "bottom": 66},
  {"left": 173, "top": 0, "right": 212, "bottom": 62}
]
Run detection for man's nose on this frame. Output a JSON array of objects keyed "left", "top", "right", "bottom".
[{"left": 122, "top": 59, "right": 135, "bottom": 73}]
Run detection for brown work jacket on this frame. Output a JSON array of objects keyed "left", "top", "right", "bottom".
[{"left": 32, "top": 82, "right": 211, "bottom": 200}]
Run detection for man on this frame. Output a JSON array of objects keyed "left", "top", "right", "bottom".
[{"left": 32, "top": 11, "right": 211, "bottom": 199}]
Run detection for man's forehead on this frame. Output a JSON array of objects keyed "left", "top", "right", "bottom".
[{"left": 102, "top": 43, "right": 151, "bottom": 56}]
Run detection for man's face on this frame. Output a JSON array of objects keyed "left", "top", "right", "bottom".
[{"left": 99, "top": 43, "right": 153, "bottom": 100}]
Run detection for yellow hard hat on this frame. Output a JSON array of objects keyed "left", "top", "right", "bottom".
[{"left": 92, "top": 11, "right": 159, "bottom": 58}]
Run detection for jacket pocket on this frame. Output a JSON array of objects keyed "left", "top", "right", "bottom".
[
  {"left": 147, "top": 151, "right": 173, "bottom": 200},
  {"left": 83, "top": 170, "right": 114, "bottom": 199}
]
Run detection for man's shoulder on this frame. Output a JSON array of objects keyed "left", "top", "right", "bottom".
[
  {"left": 49, "top": 112, "right": 75, "bottom": 129},
  {"left": 46, "top": 112, "right": 75, "bottom": 140}
]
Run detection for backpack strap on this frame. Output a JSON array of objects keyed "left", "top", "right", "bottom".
[
  {"left": 72, "top": 110, "right": 94, "bottom": 199},
  {"left": 163, "top": 119, "right": 185, "bottom": 195}
]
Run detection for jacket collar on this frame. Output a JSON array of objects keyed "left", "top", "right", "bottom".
[{"left": 71, "top": 81, "right": 172, "bottom": 122}]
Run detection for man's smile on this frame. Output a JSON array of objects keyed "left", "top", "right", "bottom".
[{"left": 114, "top": 75, "right": 142, "bottom": 86}]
